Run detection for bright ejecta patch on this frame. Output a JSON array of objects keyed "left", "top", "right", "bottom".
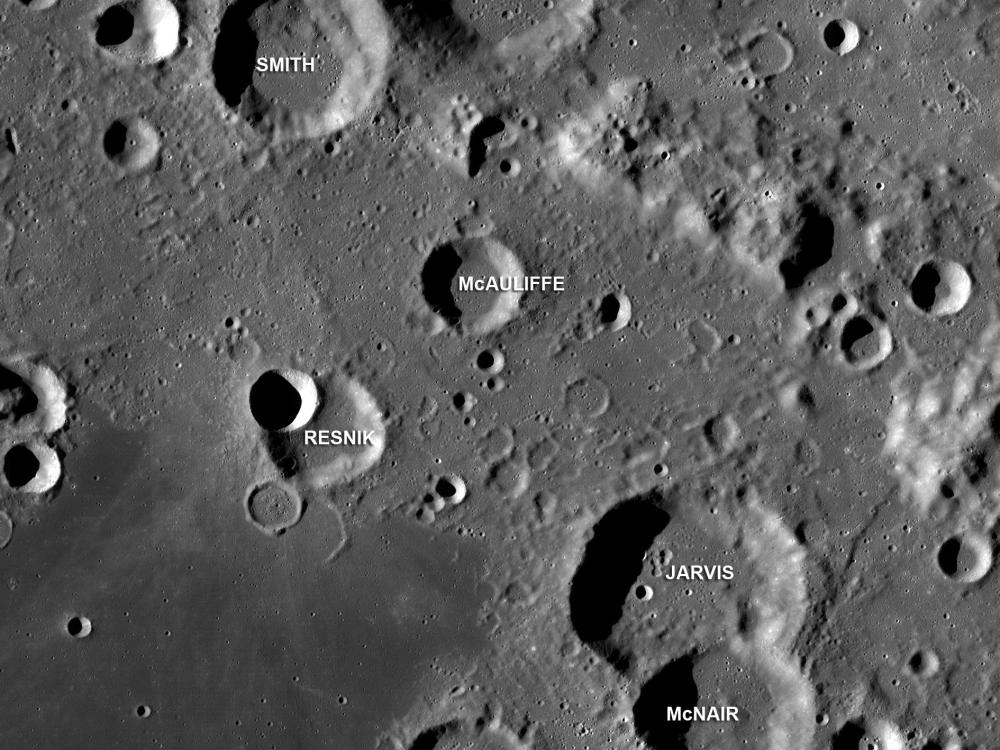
[{"left": 291, "top": 373, "right": 386, "bottom": 489}]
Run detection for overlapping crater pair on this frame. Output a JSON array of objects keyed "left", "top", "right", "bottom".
[{"left": 245, "top": 366, "right": 385, "bottom": 490}]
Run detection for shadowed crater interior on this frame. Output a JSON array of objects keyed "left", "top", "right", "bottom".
[
  {"left": 96, "top": 4, "right": 135, "bottom": 46},
  {"left": 0, "top": 366, "right": 37, "bottom": 421},
  {"left": 779, "top": 202, "right": 835, "bottom": 290},
  {"left": 840, "top": 315, "right": 876, "bottom": 364},
  {"left": 420, "top": 243, "right": 463, "bottom": 326},
  {"left": 102, "top": 120, "right": 129, "bottom": 158},
  {"left": 249, "top": 370, "right": 303, "bottom": 431},
  {"left": 632, "top": 653, "right": 698, "bottom": 750},
  {"left": 263, "top": 431, "right": 299, "bottom": 478},
  {"left": 4, "top": 444, "right": 39, "bottom": 488},
  {"left": 467, "top": 115, "right": 504, "bottom": 177},
  {"left": 831, "top": 719, "right": 867, "bottom": 749},
  {"left": 212, "top": 0, "right": 268, "bottom": 108},
  {"left": 406, "top": 720, "right": 461, "bottom": 750},
  {"left": 823, "top": 20, "right": 847, "bottom": 50},
  {"left": 937, "top": 536, "right": 962, "bottom": 578},
  {"left": 569, "top": 492, "right": 670, "bottom": 671},
  {"left": 599, "top": 294, "right": 621, "bottom": 324},
  {"left": 910, "top": 261, "right": 946, "bottom": 313}
]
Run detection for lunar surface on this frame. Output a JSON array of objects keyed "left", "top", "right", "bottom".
[{"left": 4, "top": 1, "right": 1000, "bottom": 748}]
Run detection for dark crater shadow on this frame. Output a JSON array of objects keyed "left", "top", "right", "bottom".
[
  {"left": 407, "top": 720, "right": 461, "bottom": 750},
  {"left": 212, "top": 0, "right": 269, "bottom": 108},
  {"left": 467, "top": 115, "right": 504, "bottom": 177},
  {"left": 910, "top": 261, "right": 941, "bottom": 312},
  {"left": 250, "top": 370, "right": 302, "bottom": 431},
  {"left": 779, "top": 201, "right": 835, "bottom": 290},
  {"left": 830, "top": 719, "right": 866, "bottom": 749},
  {"left": 102, "top": 120, "right": 130, "bottom": 159},
  {"left": 0, "top": 366, "right": 37, "bottom": 422},
  {"left": 568, "top": 491, "right": 670, "bottom": 672},
  {"left": 4, "top": 444, "right": 39, "bottom": 488},
  {"left": 95, "top": 4, "right": 135, "bottom": 46},
  {"left": 420, "top": 243, "right": 463, "bottom": 327},
  {"left": 633, "top": 653, "right": 698, "bottom": 750},
  {"left": 598, "top": 293, "right": 621, "bottom": 325},
  {"left": 263, "top": 432, "right": 299, "bottom": 478},
  {"left": 839, "top": 315, "right": 874, "bottom": 364}
]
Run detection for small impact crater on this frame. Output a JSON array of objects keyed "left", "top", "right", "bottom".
[
  {"left": 838, "top": 314, "right": 892, "bottom": 371},
  {"left": 823, "top": 18, "right": 860, "bottom": 55},
  {"left": 103, "top": 117, "right": 160, "bottom": 173},
  {"left": 598, "top": 291, "right": 631, "bottom": 332},
  {"left": 909, "top": 259, "right": 971, "bottom": 316},
  {"left": 65, "top": 615, "right": 93, "bottom": 638},
  {"left": 94, "top": 0, "right": 180, "bottom": 64},
  {"left": 907, "top": 648, "right": 940, "bottom": 678},
  {"left": 248, "top": 368, "right": 318, "bottom": 432},
  {"left": 936, "top": 531, "right": 991, "bottom": 583},
  {"left": 245, "top": 480, "right": 303, "bottom": 536},
  {"left": 475, "top": 347, "right": 504, "bottom": 374},
  {"left": 2, "top": 440, "right": 60, "bottom": 493}
]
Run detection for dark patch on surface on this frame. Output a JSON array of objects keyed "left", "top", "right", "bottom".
[
  {"left": 475, "top": 349, "right": 495, "bottom": 370},
  {"left": 569, "top": 493, "right": 670, "bottom": 667},
  {"left": 910, "top": 261, "right": 941, "bottom": 312},
  {"left": 95, "top": 4, "right": 135, "bottom": 47},
  {"left": 467, "top": 115, "right": 505, "bottom": 177},
  {"left": 632, "top": 653, "right": 698, "bottom": 750},
  {"left": 408, "top": 720, "right": 461, "bottom": 750},
  {"left": 0, "top": 367, "right": 37, "bottom": 422},
  {"left": 3, "top": 444, "right": 39, "bottom": 488},
  {"left": 830, "top": 719, "right": 867, "bottom": 749},
  {"left": 263, "top": 431, "right": 300, "bottom": 478},
  {"left": 212, "top": 0, "right": 268, "bottom": 108},
  {"left": 421, "top": 243, "right": 463, "bottom": 326},
  {"left": 823, "top": 20, "right": 847, "bottom": 50},
  {"left": 102, "top": 120, "right": 128, "bottom": 160},
  {"left": 839, "top": 316, "right": 875, "bottom": 364},
  {"left": 598, "top": 294, "right": 621, "bottom": 324},
  {"left": 937, "top": 536, "right": 961, "bottom": 578},
  {"left": 249, "top": 370, "right": 302, "bottom": 431},
  {"left": 779, "top": 203, "right": 835, "bottom": 290},
  {"left": 434, "top": 476, "right": 456, "bottom": 498}
]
